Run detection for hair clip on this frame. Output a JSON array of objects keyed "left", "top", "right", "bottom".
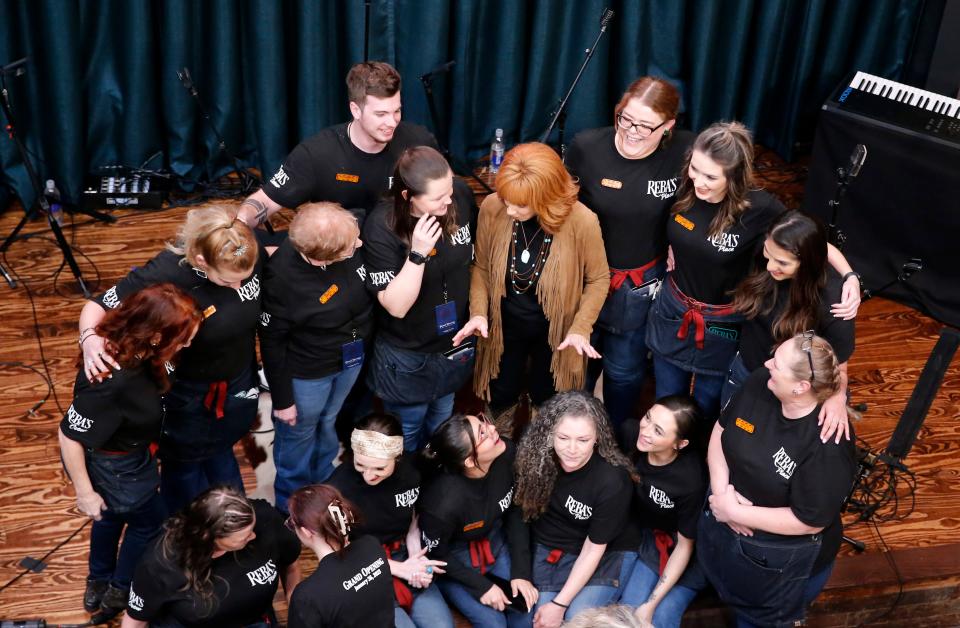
[
  {"left": 328, "top": 501, "right": 350, "bottom": 537},
  {"left": 233, "top": 244, "right": 248, "bottom": 258}
]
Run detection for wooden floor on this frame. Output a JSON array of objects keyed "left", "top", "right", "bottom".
[{"left": 0, "top": 157, "right": 958, "bottom": 625}]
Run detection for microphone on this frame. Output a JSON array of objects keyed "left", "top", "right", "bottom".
[
  {"left": 847, "top": 143, "right": 867, "bottom": 178},
  {"left": 177, "top": 67, "right": 198, "bottom": 96},
  {"left": 600, "top": 8, "right": 614, "bottom": 31},
  {"left": 0, "top": 57, "right": 27, "bottom": 78}
]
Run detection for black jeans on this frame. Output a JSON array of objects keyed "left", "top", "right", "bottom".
[{"left": 489, "top": 312, "right": 556, "bottom": 415}]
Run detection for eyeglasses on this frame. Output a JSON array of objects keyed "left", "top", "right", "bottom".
[
  {"left": 284, "top": 515, "right": 298, "bottom": 532},
  {"left": 800, "top": 330, "right": 817, "bottom": 383},
  {"left": 616, "top": 113, "right": 667, "bottom": 137},
  {"left": 475, "top": 412, "right": 493, "bottom": 447}
]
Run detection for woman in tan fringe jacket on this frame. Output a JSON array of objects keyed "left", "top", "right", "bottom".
[{"left": 452, "top": 142, "right": 609, "bottom": 416}]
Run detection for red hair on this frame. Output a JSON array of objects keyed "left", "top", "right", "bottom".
[
  {"left": 495, "top": 143, "right": 579, "bottom": 234},
  {"left": 93, "top": 283, "right": 203, "bottom": 392},
  {"left": 288, "top": 484, "right": 361, "bottom": 558}
]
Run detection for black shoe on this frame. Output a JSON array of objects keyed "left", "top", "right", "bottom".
[
  {"left": 99, "top": 583, "right": 128, "bottom": 613},
  {"left": 83, "top": 579, "right": 108, "bottom": 613}
]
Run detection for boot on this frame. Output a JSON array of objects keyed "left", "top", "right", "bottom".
[
  {"left": 82, "top": 578, "right": 108, "bottom": 612},
  {"left": 99, "top": 583, "right": 129, "bottom": 616}
]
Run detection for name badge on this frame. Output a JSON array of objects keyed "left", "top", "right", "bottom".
[
  {"left": 336, "top": 173, "right": 360, "bottom": 183},
  {"left": 674, "top": 214, "right": 695, "bottom": 231},
  {"left": 435, "top": 300, "right": 458, "bottom": 336},
  {"left": 203, "top": 305, "right": 217, "bottom": 319},
  {"left": 735, "top": 417, "right": 755, "bottom": 434},
  {"left": 463, "top": 520, "right": 485, "bottom": 532},
  {"left": 600, "top": 178, "right": 623, "bottom": 189},
  {"left": 319, "top": 284, "right": 339, "bottom": 304},
  {"left": 341, "top": 339, "right": 364, "bottom": 370}
]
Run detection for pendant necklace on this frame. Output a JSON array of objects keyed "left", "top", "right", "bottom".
[{"left": 517, "top": 219, "right": 542, "bottom": 264}]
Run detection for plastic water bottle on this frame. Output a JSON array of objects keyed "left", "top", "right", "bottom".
[
  {"left": 45, "top": 179, "right": 64, "bottom": 226},
  {"left": 489, "top": 128, "right": 505, "bottom": 174}
]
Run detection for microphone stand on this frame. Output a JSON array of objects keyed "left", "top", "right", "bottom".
[
  {"left": 0, "top": 58, "right": 92, "bottom": 296},
  {"left": 538, "top": 8, "right": 614, "bottom": 159},
  {"left": 826, "top": 144, "right": 866, "bottom": 251}
]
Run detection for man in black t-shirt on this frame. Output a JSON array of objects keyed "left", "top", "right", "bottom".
[{"left": 237, "top": 61, "right": 437, "bottom": 229}]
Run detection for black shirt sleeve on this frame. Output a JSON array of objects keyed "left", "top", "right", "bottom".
[
  {"left": 253, "top": 500, "right": 302, "bottom": 567},
  {"left": 504, "top": 503, "right": 532, "bottom": 581},
  {"left": 261, "top": 139, "right": 322, "bottom": 210},
  {"left": 586, "top": 468, "right": 632, "bottom": 545},
  {"left": 789, "top": 441, "right": 856, "bottom": 529},
  {"left": 93, "top": 250, "right": 189, "bottom": 311},
  {"left": 417, "top": 493, "right": 495, "bottom": 599},
  {"left": 361, "top": 204, "right": 404, "bottom": 294},
  {"left": 59, "top": 371, "right": 125, "bottom": 450},
  {"left": 125, "top": 543, "right": 183, "bottom": 621},
  {"left": 259, "top": 260, "right": 298, "bottom": 409}
]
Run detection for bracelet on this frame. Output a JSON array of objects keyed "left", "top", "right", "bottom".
[
  {"left": 550, "top": 599, "right": 569, "bottom": 609},
  {"left": 79, "top": 335, "right": 97, "bottom": 346},
  {"left": 841, "top": 271, "right": 862, "bottom": 289},
  {"left": 78, "top": 330, "right": 96, "bottom": 346}
]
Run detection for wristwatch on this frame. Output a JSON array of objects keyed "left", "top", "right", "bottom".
[
  {"left": 842, "top": 271, "right": 862, "bottom": 290},
  {"left": 408, "top": 250, "right": 429, "bottom": 265}
]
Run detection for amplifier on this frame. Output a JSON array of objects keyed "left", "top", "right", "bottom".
[{"left": 83, "top": 173, "right": 169, "bottom": 209}]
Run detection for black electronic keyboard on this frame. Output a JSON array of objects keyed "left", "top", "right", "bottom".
[{"left": 828, "top": 71, "right": 960, "bottom": 147}]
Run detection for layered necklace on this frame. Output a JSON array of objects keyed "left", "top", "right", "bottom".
[{"left": 510, "top": 219, "right": 551, "bottom": 294}]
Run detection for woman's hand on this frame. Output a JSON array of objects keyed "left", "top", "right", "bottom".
[
  {"left": 401, "top": 547, "right": 446, "bottom": 587},
  {"left": 81, "top": 334, "right": 120, "bottom": 383},
  {"left": 511, "top": 578, "right": 538, "bottom": 611},
  {"left": 77, "top": 490, "right": 107, "bottom": 521},
  {"left": 710, "top": 484, "right": 754, "bottom": 536},
  {"left": 557, "top": 333, "right": 601, "bottom": 359},
  {"left": 273, "top": 405, "right": 298, "bottom": 427},
  {"left": 533, "top": 600, "right": 565, "bottom": 628},
  {"left": 410, "top": 214, "right": 443, "bottom": 257},
  {"left": 831, "top": 275, "right": 862, "bottom": 320},
  {"left": 479, "top": 583, "right": 511, "bottom": 611},
  {"left": 818, "top": 395, "right": 851, "bottom": 444},
  {"left": 666, "top": 245, "right": 675, "bottom": 272},
  {"left": 635, "top": 602, "right": 655, "bottom": 628},
  {"left": 452, "top": 315, "right": 488, "bottom": 347}
]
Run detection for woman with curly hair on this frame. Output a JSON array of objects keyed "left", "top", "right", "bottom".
[
  {"left": 122, "top": 485, "right": 301, "bottom": 627},
  {"left": 453, "top": 142, "right": 608, "bottom": 417},
  {"left": 60, "top": 284, "right": 201, "bottom": 617},
  {"left": 78, "top": 205, "right": 265, "bottom": 513},
  {"left": 514, "top": 391, "right": 638, "bottom": 628}
]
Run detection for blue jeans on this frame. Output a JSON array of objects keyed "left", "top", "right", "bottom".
[
  {"left": 620, "top": 559, "right": 698, "bottom": 628},
  {"left": 393, "top": 582, "right": 455, "bottom": 628},
  {"left": 88, "top": 492, "right": 165, "bottom": 588},
  {"left": 385, "top": 393, "right": 456, "bottom": 452},
  {"left": 160, "top": 448, "right": 244, "bottom": 514},
  {"left": 720, "top": 351, "right": 751, "bottom": 412},
  {"left": 437, "top": 541, "right": 533, "bottom": 628},
  {"left": 273, "top": 368, "right": 361, "bottom": 512},
  {"left": 533, "top": 552, "right": 636, "bottom": 621},
  {"left": 734, "top": 563, "right": 834, "bottom": 628},
  {"left": 652, "top": 355, "right": 725, "bottom": 423}
]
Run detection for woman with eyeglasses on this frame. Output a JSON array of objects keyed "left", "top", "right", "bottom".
[
  {"left": 698, "top": 334, "right": 857, "bottom": 627},
  {"left": 122, "top": 485, "right": 301, "bottom": 628},
  {"left": 260, "top": 202, "right": 375, "bottom": 512},
  {"left": 645, "top": 122, "right": 860, "bottom": 428},
  {"left": 327, "top": 413, "right": 452, "bottom": 628},
  {"left": 78, "top": 206, "right": 264, "bottom": 514},
  {"left": 363, "top": 146, "right": 477, "bottom": 451},
  {"left": 417, "top": 413, "right": 537, "bottom": 627},
  {"left": 725, "top": 210, "right": 856, "bottom": 443},
  {"left": 286, "top": 484, "right": 396, "bottom": 628},
  {"left": 565, "top": 77, "right": 694, "bottom": 431}
]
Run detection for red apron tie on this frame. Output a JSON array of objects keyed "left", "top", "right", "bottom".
[
  {"left": 468, "top": 538, "right": 497, "bottom": 575},
  {"left": 382, "top": 541, "right": 414, "bottom": 613},
  {"left": 608, "top": 256, "right": 663, "bottom": 294},
  {"left": 203, "top": 380, "right": 229, "bottom": 419},
  {"left": 545, "top": 548, "right": 565, "bottom": 564},
  {"left": 653, "top": 529, "right": 675, "bottom": 575},
  {"left": 669, "top": 277, "right": 735, "bottom": 350}
]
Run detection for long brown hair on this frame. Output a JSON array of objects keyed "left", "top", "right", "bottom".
[
  {"left": 733, "top": 210, "right": 828, "bottom": 340},
  {"left": 496, "top": 142, "right": 579, "bottom": 234},
  {"left": 671, "top": 121, "right": 755, "bottom": 238},
  {"left": 93, "top": 283, "right": 202, "bottom": 392},
  {"left": 288, "top": 484, "right": 360, "bottom": 559},
  {"left": 388, "top": 146, "right": 458, "bottom": 245}
]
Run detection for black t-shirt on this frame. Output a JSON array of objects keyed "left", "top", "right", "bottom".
[
  {"left": 668, "top": 190, "right": 785, "bottom": 304},
  {"left": 362, "top": 178, "right": 475, "bottom": 353},
  {"left": 287, "top": 535, "right": 394, "bottom": 628},
  {"left": 418, "top": 439, "right": 531, "bottom": 597},
  {"left": 719, "top": 368, "right": 857, "bottom": 570},
  {"left": 531, "top": 452, "right": 635, "bottom": 554},
  {"left": 259, "top": 240, "right": 374, "bottom": 408},
  {"left": 328, "top": 455, "right": 421, "bottom": 544},
  {"left": 94, "top": 249, "right": 263, "bottom": 382},
  {"left": 59, "top": 365, "right": 164, "bottom": 452},
  {"left": 262, "top": 121, "right": 437, "bottom": 224},
  {"left": 502, "top": 216, "right": 549, "bottom": 323},
  {"left": 739, "top": 268, "right": 856, "bottom": 371},
  {"left": 126, "top": 500, "right": 301, "bottom": 627},
  {"left": 566, "top": 127, "right": 694, "bottom": 269}
]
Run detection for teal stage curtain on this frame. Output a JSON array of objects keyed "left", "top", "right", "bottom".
[{"left": 0, "top": 0, "right": 926, "bottom": 212}]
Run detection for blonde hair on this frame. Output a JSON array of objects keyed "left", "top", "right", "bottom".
[
  {"left": 167, "top": 205, "right": 257, "bottom": 273},
  {"left": 788, "top": 333, "right": 841, "bottom": 402},
  {"left": 289, "top": 202, "right": 359, "bottom": 262},
  {"left": 561, "top": 605, "right": 645, "bottom": 628},
  {"left": 496, "top": 143, "right": 579, "bottom": 234}
]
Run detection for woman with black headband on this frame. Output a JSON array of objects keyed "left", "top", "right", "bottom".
[
  {"left": 328, "top": 414, "right": 451, "bottom": 628},
  {"left": 286, "top": 484, "right": 396, "bottom": 628}
]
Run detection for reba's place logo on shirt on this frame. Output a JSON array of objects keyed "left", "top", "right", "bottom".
[
  {"left": 451, "top": 224, "right": 472, "bottom": 246},
  {"left": 421, "top": 531, "right": 439, "bottom": 553},
  {"left": 649, "top": 484, "right": 675, "bottom": 509},
  {"left": 647, "top": 177, "right": 678, "bottom": 199},
  {"left": 342, "top": 556, "right": 385, "bottom": 591},
  {"left": 128, "top": 588, "right": 144, "bottom": 612},
  {"left": 66, "top": 405, "right": 92, "bottom": 433},
  {"left": 370, "top": 271, "right": 396, "bottom": 287},
  {"left": 246, "top": 559, "right": 278, "bottom": 586},
  {"left": 395, "top": 487, "right": 420, "bottom": 508},
  {"left": 707, "top": 232, "right": 740, "bottom": 253},
  {"left": 236, "top": 274, "right": 261, "bottom": 302},
  {"left": 269, "top": 165, "right": 289, "bottom": 189},
  {"left": 564, "top": 495, "right": 592, "bottom": 520},
  {"left": 772, "top": 446, "right": 797, "bottom": 480},
  {"left": 498, "top": 487, "right": 514, "bottom": 513}
]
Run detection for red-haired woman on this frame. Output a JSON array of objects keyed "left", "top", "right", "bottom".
[
  {"left": 453, "top": 143, "right": 609, "bottom": 416},
  {"left": 565, "top": 77, "right": 694, "bottom": 431},
  {"left": 77, "top": 206, "right": 264, "bottom": 514},
  {"left": 59, "top": 284, "right": 202, "bottom": 617},
  {"left": 286, "top": 484, "right": 396, "bottom": 628}
]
